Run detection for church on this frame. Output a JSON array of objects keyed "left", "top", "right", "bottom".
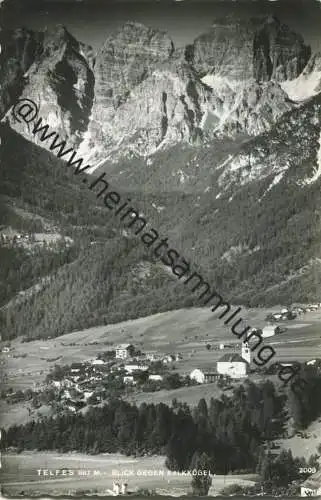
[{"left": 216, "top": 342, "right": 251, "bottom": 379}]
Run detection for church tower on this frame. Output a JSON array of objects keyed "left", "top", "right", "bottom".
[{"left": 241, "top": 341, "right": 251, "bottom": 364}]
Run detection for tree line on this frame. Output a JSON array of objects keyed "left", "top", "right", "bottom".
[{"left": 2, "top": 381, "right": 285, "bottom": 473}]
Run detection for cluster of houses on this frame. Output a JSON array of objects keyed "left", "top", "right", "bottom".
[
  {"left": 45, "top": 344, "right": 184, "bottom": 411},
  {"left": 267, "top": 304, "right": 321, "bottom": 322},
  {"left": 0, "top": 226, "right": 73, "bottom": 249},
  {"left": 115, "top": 343, "right": 182, "bottom": 364}
]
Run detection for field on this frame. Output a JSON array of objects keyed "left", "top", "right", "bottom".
[
  {"left": 1, "top": 305, "right": 321, "bottom": 428},
  {"left": 1, "top": 452, "right": 258, "bottom": 497}
]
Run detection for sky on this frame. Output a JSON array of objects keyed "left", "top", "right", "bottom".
[{"left": 2, "top": 0, "right": 321, "bottom": 53}]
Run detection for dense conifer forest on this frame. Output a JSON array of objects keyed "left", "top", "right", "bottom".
[
  {"left": 3, "top": 378, "right": 321, "bottom": 480},
  {"left": 1, "top": 116, "right": 321, "bottom": 340}
]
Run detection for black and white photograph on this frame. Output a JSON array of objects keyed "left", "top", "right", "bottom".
[{"left": 1, "top": 0, "right": 321, "bottom": 497}]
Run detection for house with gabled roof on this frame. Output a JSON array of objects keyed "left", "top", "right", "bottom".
[{"left": 115, "top": 343, "right": 134, "bottom": 359}]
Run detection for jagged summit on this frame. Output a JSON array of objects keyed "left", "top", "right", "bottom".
[
  {"left": 101, "top": 21, "right": 175, "bottom": 55},
  {"left": 0, "top": 17, "right": 319, "bottom": 164},
  {"left": 190, "top": 15, "right": 311, "bottom": 81}
]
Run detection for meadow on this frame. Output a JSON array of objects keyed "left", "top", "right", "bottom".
[{"left": 1, "top": 452, "right": 258, "bottom": 497}]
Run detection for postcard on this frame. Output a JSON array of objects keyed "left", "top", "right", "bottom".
[{"left": 1, "top": 0, "right": 321, "bottom": 498}]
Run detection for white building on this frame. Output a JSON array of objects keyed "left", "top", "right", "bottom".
[
  {"left": 92, "top": 359, "right": 104, "bottom": 366},
  {"left": 217, "top": 353, "right": 249, "bottom": 379},
  {"left": 148, "top": 374, "right": 163, "bottom": 381},
  {"left": 190, "top": 368, "right": 205, "bottom": 384},
  {"left": 189, "top": 368, "right": 221, "bottom": 384},
  {"left": 83, "top": 391, "right": 94, "bottom": 400},
  {"left": 146, "top": 353, "right": 159, "bottom": 362},
  {"left": 301, "top": 470, "right": 321, "bottom": 497},
  {"left": 123, "top": 375, "right": 135, "bottom": 384},
  {"left": 262, "top": 325, "right": 281, "bottom": 338},
  {"left": 124, "top": 364, "right": 148, "bottom": 374},
  {"left": 115, "top": 343, "right": 134, "bottom": 359},
  {"left": 162, "top": 354, "right": 175, "bottom": 364}
]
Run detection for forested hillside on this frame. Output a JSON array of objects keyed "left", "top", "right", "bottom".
[{"left": 1, "top": 96, "right": 321, "bottom": 340}]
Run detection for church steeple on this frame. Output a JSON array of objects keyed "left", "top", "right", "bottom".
[{"left": 241, "top": 341, "right": 251, "bottom": 364}]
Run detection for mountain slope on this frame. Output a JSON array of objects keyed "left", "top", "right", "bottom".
[
  {"left": 1, "top": 16, "right": 321, "bottom": 340},
  {"left": 1, "top": 85, "right": 321, "bottom": 341}
]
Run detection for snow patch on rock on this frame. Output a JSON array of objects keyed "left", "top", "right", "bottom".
[{"left": 301, "top": 130, "right": 321, "bottom": 185}]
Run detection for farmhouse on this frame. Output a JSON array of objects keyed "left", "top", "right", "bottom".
[
  {"left": 162, "top": 354, "right": 176, "bottom": 364},
  {"left": 91, "top": 359, "right": 104, "bottom": 366},
  {"left": 148, "top": 374, "right": 163, "bottom": 381},
  {"left": 262, "top": 325, "right": 281, "bottom": 337},
  {"left": 217, "top": 353, "right": 249, "bottom": 379},
  {"left": 123, "top": 375, "right": 135, "bottom": 384},
  {"left": 300, "top": 469, "right": 321, "bottom": 497},
  {"left": 189, "top": 369, "right": 221, "bottom": 384},
  {"left": 115, "top": 343, "right": 134, "bottom": 359},
  {"left": 124, "top": 364, "right": 148, "bottom": 374},
  {"left": 190, "top": 368, "right": 205, "bottom": 384}
]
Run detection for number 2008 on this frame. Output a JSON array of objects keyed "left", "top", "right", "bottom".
[{"left": 299, "top": 467, "right": 316, "bottom": 474}]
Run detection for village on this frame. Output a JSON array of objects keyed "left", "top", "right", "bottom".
[
  {"left": 0, "top": 225, "right": 73, "bottom": 250},
  {"left": 3, "top": 301, "right": 321, "bottom": 418},
  {"left": 2, "top": 302, "right": 321, "bottom": 497}
]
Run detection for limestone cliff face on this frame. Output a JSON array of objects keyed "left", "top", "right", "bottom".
[
  {"left": 79, "top": 22, "right": 175, "bottom": 162},
  {"left": 80, "top": 61, "right": 212, "bottom": 162},
  {"left": 93, "top": 22, "right": 174, "bottom": 113},
  {"left": 79, "top": 16, "right": 312, "bottom": 164},
  {"left": 2, "top": 17, "right": 320, "bottom": 168},
  {"left": 0, "top": 27, "right": 43, "bottom": 118},
  {"left": 190, "top": 15, "right": 310, "bottom": 81},
  {"left": 201, "top": 76, "right": 293, "bottom": 137},
  {"left": 4, "top": 25, "right": 95, "bottom": 147}
]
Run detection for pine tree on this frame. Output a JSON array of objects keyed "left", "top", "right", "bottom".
[{"left": 191, "top": 452, "right": 212, "bottom": 496}]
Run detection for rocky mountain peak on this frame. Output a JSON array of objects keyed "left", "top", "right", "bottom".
[
  {"left": 2, "top": 17, "right": 320, "bottom": 168},
  {"left": 190, "top": 15, "right": 310, "bottom": 82},
  {"left": 4, "top": 24, "right": 95, "bottom": 144},
  {"left": 0, "top": 27, "right": 43, "bottom": 118},
  {"left": 93, "top": 21, "right": 175, "bottom": 107},
  {"left": 101, "top": 21, "right": 175, "bottom": 56}
]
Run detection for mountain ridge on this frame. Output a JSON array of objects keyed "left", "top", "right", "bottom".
[{"left": 1, "top": 15, "right": 319, "bottom": 166}]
